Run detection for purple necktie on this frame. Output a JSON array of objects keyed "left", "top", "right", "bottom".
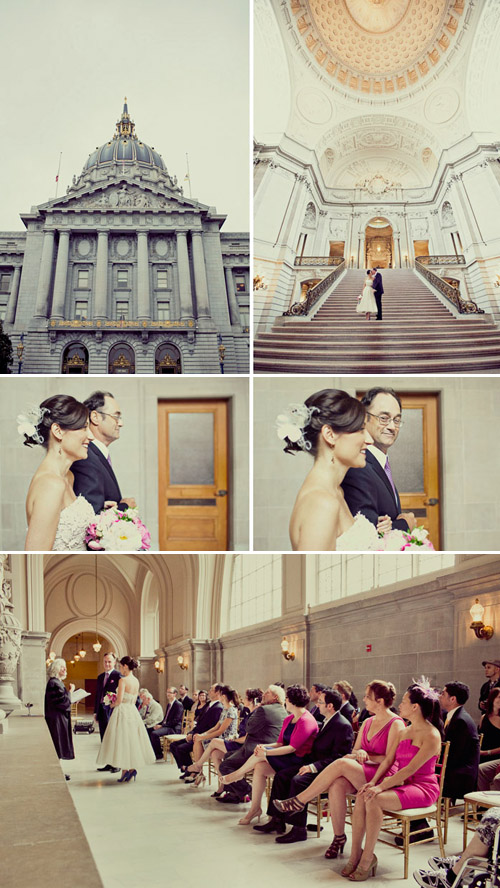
[
  {"left": 103, "top": 672, "right": 109, "bottom": 687},
  {"left": 384, "top": 458, "right": 398, "bottom": 504},
  {"left": 107, "top": 455, "right": 112, "bottom": 467}
]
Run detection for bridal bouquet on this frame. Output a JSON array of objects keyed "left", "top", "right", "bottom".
[
  {"left": 86, "top": 508, "right": 151, "bottom": 551},
  {"left": 379, "top": 526, "right": 434, "bottom": 552},
  {"left": 103, "top": 691, "right": 117, "bottom": 706}
]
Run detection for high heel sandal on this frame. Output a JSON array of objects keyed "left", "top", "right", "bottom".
[
  {"left": 273, "top": 796, "right": 305, "bottom": 815},
  {"left": 238, "top": 809, "right": 262, "bottom": 825},
  {"left": 348, "top": 855, "right": 377, "bottom": 881},
  {"left": 194, "top": 772, "right": 206, "bottom": 787},
  {"left": 124, "top": 769, "right": 137, "bottom": 783},
  {"left": 325, "top": 833, "right": 347, "bottom": 859}
]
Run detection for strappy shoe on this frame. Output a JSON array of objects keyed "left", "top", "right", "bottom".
[
  {"left": 348, "top": 855, "right": 378, "bottom": 881},
  {"left": 238, "top": 808, "right": 262, "bottom": 825},
  {"left": 325, "top": 833, "right": 347, "bottom": 859},
  {"left": 273, "top": 796, "right": 305, "bottom": 815},
  {"left": 194, "top": 771, "right": 206, "bottom": 787}
]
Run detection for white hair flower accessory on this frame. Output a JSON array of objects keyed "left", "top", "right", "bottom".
[
  {"left": 276, "top": 403, "right": 318, "bottom": 451},
  {"left": 17, "top": 406, "right": 49, "bottom": 444}
]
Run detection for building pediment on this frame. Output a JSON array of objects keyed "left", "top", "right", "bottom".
[{"left": 41, "top": 183, "right": 209, "bottom": 215}]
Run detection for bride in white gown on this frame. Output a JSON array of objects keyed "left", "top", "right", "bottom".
[
  {"left": 23, "top": 395, "right": 96, "bottom": 551},
  {"left": 277, "top": 389, "right": 392, "bottom": 551},
  {"left": 97, "top": 656, "right": 155, "bottom": 782},
  {"left": 356, "top": 271, "right": 377, "bottom": 320}
]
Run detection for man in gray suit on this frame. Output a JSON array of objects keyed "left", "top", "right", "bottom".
[{"left": 217, "top": 684, "right": 286, "bottom": 804}]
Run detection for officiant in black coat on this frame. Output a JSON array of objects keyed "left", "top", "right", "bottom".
[{"left": 44, "top": 659, "right": 75, "bottom": 770}]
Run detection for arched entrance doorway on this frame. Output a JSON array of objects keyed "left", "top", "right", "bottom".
[
  {"left": 108, "top": 342, "right": 135, "bottom": 374},
  {"left": 62, "top": 631, "right": 113, "bottom": 714},
  {"left": 62, "top": 342, "right": 89, "bottom": 374},
  {"left": 155, "top": 343, "right": 182, "bottom": 374},
  {"left": 365, "top": 218, "right": 394, "bottom": 269}
]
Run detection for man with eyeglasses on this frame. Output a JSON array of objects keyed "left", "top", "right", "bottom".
[
  {"left": 341, "top": 386, "right": 416, "bottom": 533},
  {"left": 72, "top": 390, "right": 136, "bottom": 513}
]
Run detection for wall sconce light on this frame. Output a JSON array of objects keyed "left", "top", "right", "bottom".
[
  {"left": 281, "top": 636, "right": 295, "bottom": 661},
  {"left": 177, "top": 655, "right": 188, "bottom": 670},
  {"left": 154, "top": 660, "right": 164, "bottom": 673},
  {"left": 470, "top": 598, "right": 494, "bottom": 640}
]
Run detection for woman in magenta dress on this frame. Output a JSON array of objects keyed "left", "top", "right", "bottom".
[
  {"left": 344, "top": 684, "right": 442, "bottom": 881},
  {"left": 274, "top": 680, "right": 405, "bottom": 859}
]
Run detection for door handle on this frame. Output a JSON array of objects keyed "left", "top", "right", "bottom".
[
  {"left": 215, "top": 490, "right": 227, "bottom": 497},
  {"left": 423, "top": 498, "right": 439, "bottom": 506}
]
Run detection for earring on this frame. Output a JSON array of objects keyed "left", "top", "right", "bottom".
[{"left": 331, "top": 444, "right": 335, "bottom": 464}]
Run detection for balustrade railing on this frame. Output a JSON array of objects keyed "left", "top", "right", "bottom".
[
  {"left": 415, "top": 259, "right": 484, "bottom": 314},
  {"left": 294, "top": 256, "right": 344, "bottom": 267},
  {"left": 416, "top": 254, "right": 466, "bottom": 266},
  {"left": 283, "top": 260, "right": 346, "bottom": 316}
]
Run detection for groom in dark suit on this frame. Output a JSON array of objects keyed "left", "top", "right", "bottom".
[
  {"left": 371, "top": 267, "right": 384, "bottom": 320},
  {"left": 72, "top": 391, "right": 135, "bottom": 514},
  {"left": 95, "top": 651, "right": 121, "bottom": 772},
  {"left": 342, "top": 387, "right": 416, "bottom": 533}
]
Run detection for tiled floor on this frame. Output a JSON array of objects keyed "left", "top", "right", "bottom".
[{"left": 68, "top": 733, "right": 466, "bottom": 887}]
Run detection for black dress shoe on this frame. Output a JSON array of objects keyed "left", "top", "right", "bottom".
[
  {"left": 275, "top": 826, "right": 308, "bottom": 844},
  {"left": 216, "top": 791, "right": 243, "bottom": 804},
  {"left": 109, "top": 767, "right": 120, "bottom": 774},
  {"left": 253, "top": 817, "right": 286, "bottom": 834},
  {"left": 97, "top": 764, "right": 112, "bottom": 772}
]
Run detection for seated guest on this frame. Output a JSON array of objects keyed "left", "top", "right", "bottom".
[
  {"left": 256, "top": 688, "right": 353, "bottom": 843},
  {"left": 178, "top": 684, "right": 194, "bottom": 711},
  {"left": 414, "top": 806, "right": 500, "bottom": 888},
  {"left": 138, "top": 689, "right": 164, "bottom": 731},
  {"left": 334, "top": 681, "right": 356, "bottom": 723},
  {"left": 217, "top": 685, "right": 286, "bottom": 804},
  {"left": 274, "top": 679, "right": 404, "bottom": 859},
  {"left": 185, "top": 685, "right": 239, "bottom": 785},
  {"left": 150, "top": 687, "right": 183, "bottom": 760},
  {"left": 479, "top": 659, "right": 500, "bottom": 714},
  {"left": 341, "top": 684, "right": 442, "bottom": 880},
  {"left": 222, "top": 684, "right": 319, "bottom": 824},
  {"left": 309, "top": 682, "right": 328, "bottom": 723},
  {"left": 478, "top": 688, "right": 500, "bottom": 790},
  {"left": 170, "top": 685, "right": 222, "bottom": 775},
  {"left": 440, "top": 681, "right": 480, "bottom": 801}
]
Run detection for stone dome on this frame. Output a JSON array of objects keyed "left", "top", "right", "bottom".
[{"left": 83, "top": 100, "right": 166, "bottom": 173}]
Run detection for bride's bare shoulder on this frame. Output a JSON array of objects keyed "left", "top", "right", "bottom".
[{"left": 26, "top": 470, "right": 66, "bottom": 511}]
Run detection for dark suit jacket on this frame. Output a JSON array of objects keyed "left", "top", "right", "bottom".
[
  {"left": 179, "top": 695, "right": 194, "bottom": 711},
  {"left": 443, "top": 706, "right": 480, "bottom": 800},
  {"left": 192, "top": 701, "right": 223, "bottom": 735},
  {"left": 159, "top": 698, "right": 183, "bottom": 733},
  {"left": 342, "top": 449, "right": 409, "bottom": 532},
  {"left": 372, "top": 271, "right": 384, "bottom": 297},
  {"left": 306, "top": 711, "right": 353, "bottom": 771},
  {"left": 94, "top": 669, "right": 121, "bottom": 715},
  {"left": 72, "top": 441, "right": 127, "bottom": 514},
  {"left": 479, "top": 679, "right": 500, "bottom": 712},
  {"left": 340, "top": 701, "right": 355, "bottom": 724}
]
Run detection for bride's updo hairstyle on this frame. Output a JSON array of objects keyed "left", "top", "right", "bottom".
[
  {"left": 407, "top": 683, "right": 443, "bottom": 737},
  {"left": 120, "top": 655, "right": 139, "bottom": 671},
  {"left": 283, "top": 389, "right": 366, "bottom": 456},
  {"left": 23, "top": 395, "right": 88, "bottom": 448}
]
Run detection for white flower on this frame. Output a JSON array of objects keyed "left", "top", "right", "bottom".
[
  {"left": 276, "top": 414, "right": 302, "bottom": 443},
  {"left": 379, "top": 530, "right": 407, "bottom": 551},
  {"left": 411, "top": 526, "right": 429, "bottom": 542},
  {"left": 17, "top": 421, "right": 37, "bottom": 437},
  {"left": 100, "top": 523, "right": 144, "bottom": 551},
  {"left": 276, "top": 403, "right": 316, "bottom": 449}
]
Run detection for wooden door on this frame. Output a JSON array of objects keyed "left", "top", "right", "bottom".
[{"left": 158, "top": 400, "right": 228, "bottom": 550}]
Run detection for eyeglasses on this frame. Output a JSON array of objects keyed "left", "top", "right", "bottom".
[
  {"left": 366, "top": 412, "right": 403, "bottom": 427},
  {"left": 98, "top": 411, "right": 122, "bottom": 422}
]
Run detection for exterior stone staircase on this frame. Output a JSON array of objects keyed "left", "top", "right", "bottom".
[{"left": 254, "top": 269, "right": 500, "bottom": 373}]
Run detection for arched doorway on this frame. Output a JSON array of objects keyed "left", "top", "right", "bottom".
[
  {"left": 155, "top": 343, "right": 182, "bottom": 374},
  {"left": 108, "top": 342, "right": 135, "bottom": 374},
  {"left": 62, "top": 631, "right": 113, "bottom": 714},
  {"left": 62, "top": 342, "right": 89, "bottom": 374},
  {"left": 365, "top": 218, "right": 394, "bottom": 269}
]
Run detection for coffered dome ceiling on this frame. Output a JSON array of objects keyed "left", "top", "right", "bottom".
[{"left": 290, "top": 0, "right": 465, "bottom": 94}]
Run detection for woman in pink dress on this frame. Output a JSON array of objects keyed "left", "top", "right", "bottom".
[
  {"left": 343, "top": 684, "right": 442, "bottom": 881},
  {"left": 274, "top": 680, "right": 405, "bottom": 859}
]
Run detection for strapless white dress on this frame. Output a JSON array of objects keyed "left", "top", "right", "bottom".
[
  {"left": 53, "top": 495, "right": 96, "bottom": 551},
  {"left": 337, "top": 513, "right": 381, "bottom": 551},
  {"left": 356, "top": 280, "right": 377, "bottom": 314},
  {"left": 97, "top": 692, "right": 156, "bottom": 770}
]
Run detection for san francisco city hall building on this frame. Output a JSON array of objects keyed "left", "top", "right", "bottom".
[{"left": 0, "top": 102, "right": 249, "bottom": 374}]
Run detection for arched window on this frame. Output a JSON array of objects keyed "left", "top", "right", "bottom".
[
  {"left": 61, "top": 342, "right": 89, "bottom": 374},
  {"left": 155, "top": 343, "right": 182, "bottom": 374},
  {"left": 108, "top": 342, "right": 135, "bottom": 374}
]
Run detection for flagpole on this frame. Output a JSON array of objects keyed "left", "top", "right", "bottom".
[
  {"left": 55, "top": 152, "right": 62, "bottom": 198},
  {"left": 185, "top": 152, "right": 192, "bottom": 198}
]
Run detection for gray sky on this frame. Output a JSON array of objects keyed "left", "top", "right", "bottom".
[{"left": 1, "top": 0, "right": 249, "bottom": 232}]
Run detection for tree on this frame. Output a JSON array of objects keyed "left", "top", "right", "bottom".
[{"left": 0, "top": 321, "right": 13, "bottom": 373}]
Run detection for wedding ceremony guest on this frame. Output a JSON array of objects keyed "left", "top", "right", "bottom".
[
  {"left": 414, "top": 806, "right": 500, "bottom": 888},
  {"left": 274, "top": 680, "right": 404, "bottom": 860},
  {"left": 342, "top": 387, "right": 417, "bottom": 534},
  {"left": 178, "top": 684, "right": 194, "bottom": 711},
  {"left": 217, "top": 685, "right": 286, "bottom": 804},
  {"left": 440, "top": 681, "right": 480, "bottom": 802},
  {"left": 171, "top": 684, "right": 223, "bottom": 775},
  {"left": 185, "top": 685, "right": 239, "bottom": 784},
  {"left": 478, "top": 659, "right": 500, "bottom": 713},
  {"left": 221, "top": 684, "right": 319, "bottom": 825},
  {"left": 138, "top": 689, "right": 163, "bottom": 730},
  {"left": 335, "top": 680, "right": 356, "bottom": 723},
  {"left": 150, "top": 687, "right": 183, "bottom": 760},
  {"left": 23, "top": 394, "right": 95, "bottom": 551},
  {"left": 477, "top": 688, "right": 500, "bottom": 790},
  {"left": 95, "top": 651, "right": 121, "bottom": 773},
  {"left": 72, "top": 390, "right": 136, "bottom": 514},
  {"left": 256, "top": 688, "right": 353, "bottom": 844},
  {"left": 309, "top": 682, "right": 328, "bottom": 722},
  {"left": 44, "top": 658, "right": 75, "bottom": 781},
  {"left": 341, "top": 684, "right": 442, "bottom": 881}
]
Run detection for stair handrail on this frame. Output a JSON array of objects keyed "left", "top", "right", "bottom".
[
  {"left": 294, "top": 256, "right": 345, "bottom": 267},
  {"left": 283, "top": 259, "right": 346, "bottom": 316},
  {"left": 416, "top": 254, "right": 466, "bottom": 266},
  {"left": 414, "top": 258, "right": 484, "bottom": 314}
]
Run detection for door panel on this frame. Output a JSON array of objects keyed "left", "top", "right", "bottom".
[{"left": 158, "top": 400, "right": 228, "bottom": 550}]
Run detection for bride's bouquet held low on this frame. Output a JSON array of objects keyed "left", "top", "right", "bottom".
[
  {"left": 86, "top": 507, "right": 151, "bottom": 551},
  {"left": 378, "top": 526, "right": 434, "bottom": 552},
  {"left": 103, "top": 691, "right": 117, "bottom": 706}
]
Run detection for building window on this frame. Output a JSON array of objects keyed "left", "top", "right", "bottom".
[
  {"left": 117, "top": 269, "right": 129, "bottom": 287},
  {"left": 77, "top": 269, "right": 89, "bottom": 289},
  {"left": 157, "top": 269, "right": 168, "bottom": 289},
  {"left": 75, "top": 300, "right": 88, "bottom": 320},
  {"left": 235, "top": 274, "right": 246, "bottom": 292},
  {"left": 229, "top": 555, "right": 282, "bottom": 630},
  {"left": 239, "top": 309, "right": 249, "bottom": 328},
  {"left": 116, "top": 301, "right": 129, "bottom": 320},
  {"left": 157, "top": 301, "right": 170, "bottom": 321},
  {"left": 0, "top": 273, "right": 11, "bottom": 293}
]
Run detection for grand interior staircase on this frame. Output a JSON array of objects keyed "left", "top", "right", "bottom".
[{"left": 254, "top": 269, "right": 500, "bottom": 373}]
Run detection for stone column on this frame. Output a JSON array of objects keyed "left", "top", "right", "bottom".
[
  {"left": 20, "top": 630, "right": 51, "bottom": 715},
  {"left": 26, "top": 554, "right": 45, "bottom": 631},
  {"left": 137, "top": 231, "right": 151, "bottom": 320},
  {"left": 224, "top": 266, "right": 241, "bottom": 326},
  {"left": 0, "top": 558, "right": 23, "bottom": 714},
  {"left": 34, "top": 229, "right": 55, "bottom": 317},
  {"left": 94, "top": 231, "right": 109, "bottom": 319},
  {"left": 176, "top": 230, "right": 194, "bottom": 318},
  {"left": 191, "top": 231, "right": 211, "bottom": 318},
  {"left": 393, "top": 232, "right": 401, "bottom": 268},
  {"left": 50, "top": 230, "right": 70, "bottom": 318},
  {"left": 5, "top": 266, "right": 21, "bottom": 325}
]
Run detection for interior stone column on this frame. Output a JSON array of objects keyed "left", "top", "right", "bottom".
[
  {"left": 5, "top": 266, "right": 21, "bottom": 324},
  {"left": 176, "top": 230, "right": 194, "bottom": 318},
  {"left": 20, "top": 630, "right": 51, "bottom": 714},
  {"left": 26, "top": 554, "right": 45, "bottom": 631},
  {"left": 224, "top": 266, "right": 241, "bottom": 326},
  {"left": 137, "top": 231, "right": 151, "bottom": 319},
  {"left": 94, "top": 230, "right": 109, "bottom": 318},
  {"left": 34, "top": 230, "right": 55, "bottom": 317},
  {"left": 0, "top": 559, "right": 23, "bottom": 714},
  {"left": 191, "top": 231, "right": 211, "bottom": 318},
  {"left": 50, "top": 230, "right": 70, "bottom": 318}
]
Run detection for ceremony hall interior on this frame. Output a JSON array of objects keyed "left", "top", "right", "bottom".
[
  {"left": 0, "top": 375, "right": 249, "bottom": 551},
  {"left": 2, "top": 552, "right": 499, "bottom": 886},
  {"left": 253, "top": 0, "right": 500, "bottom": 372}
]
